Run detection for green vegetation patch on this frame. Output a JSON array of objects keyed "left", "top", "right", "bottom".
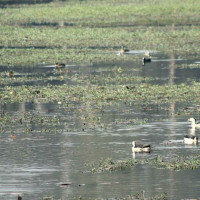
[
  {"left": 1, "top": 81, "right": 200, "bottom": 105},
  {"left": 1, "top": 0, "right": 200, "bottom": 66},
  {"left": 1, "top": 25, "right": 200, "bottom": 66},
  {"left": 1, "top": 0, "right": 200, "bottom": 26},
  {"left": 0, "top": 110, "right": 62, "bottom": 134},
  {"left": 88, "top": 154, "right": 200, "bottom": 173}
]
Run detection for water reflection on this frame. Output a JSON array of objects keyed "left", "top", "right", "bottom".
[{"left": 189, "top": 127, "right": 195, "bottom": 136}]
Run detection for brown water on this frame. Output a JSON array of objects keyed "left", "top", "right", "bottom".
[{"left": 1, "top": 52, "right": 200, "bottom": 199}]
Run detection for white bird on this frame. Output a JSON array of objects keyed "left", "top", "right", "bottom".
[
  {"left": 183, "top": 135, "right": 198, "bottom": 144},
  {"left": 188, "top": 118, "right": 200, "bottom": 128},
  {"left": 132, "top": 141, "right": 151, "bottom": 153}
]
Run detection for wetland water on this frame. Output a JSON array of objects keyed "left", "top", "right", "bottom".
[{"left": 1, "top": 52, "right": 200, "bottom": 199}]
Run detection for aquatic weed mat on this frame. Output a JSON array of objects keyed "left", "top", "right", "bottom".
[
  {"left": 0, "top": 110, "right": 64, "bottom": 134},
  {"left": 1, "top": 81, "right": 200, "bottom": 104},
  {"left": 86, "top": 155, "right": 200, "bottom": 173}
]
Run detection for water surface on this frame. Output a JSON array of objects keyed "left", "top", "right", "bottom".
[{"left": 1, "top": 52, "right": 200, "bottom": 199}]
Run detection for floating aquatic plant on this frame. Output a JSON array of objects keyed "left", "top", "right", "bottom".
[
  {"left": 88, "top": 155, "right": 200, "bottom": 173},
  {"left": 0, "top": 111, "right": 63, "bottom": 134}
]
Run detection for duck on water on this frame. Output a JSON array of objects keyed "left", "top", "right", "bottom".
[
  {"left": 117, "top": 46, "right": 130, "bottom": 55},
  {"left": 142, "top": 51, "right": 152, "bottom": 64},
  {"left": 132, "top": 141, "right": 151, "bottom": 153},
  {"left": 55, "top": 63, "right": 65, "bottom": 69},
  {"left": 183, "top": 135, "right": 198, "bottom": 144}
]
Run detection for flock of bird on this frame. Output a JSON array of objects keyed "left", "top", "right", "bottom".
[
  {"left": 132, "top": 118, "right": 199, "bottom": 153},
  {"left": 54, "top": 46, "right": 152, "bottom": 69},
  {"left": 54, "top": 48, "right": 199, "bottom": 154},
  {"left": 117, "top": 46, "right": 152, "bottom": 64},
  {"left": 115, "top": 48, "right": 199, "bottom": 153}
]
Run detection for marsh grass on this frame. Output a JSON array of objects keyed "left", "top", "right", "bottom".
[
  {"left": 87, "top": 158, "right": 137, "bottom": 173},
  {"left": 1, "top": 25, "right": 200, "bottom": 66},
  {"left": 127, "top": 191, "right": 168, "bottom": 200},
  {"left": 43, "top": 191, "right": 167, "bottom": 200},
  {"left": 1, "top": 1, "right": 200, "bottom": 66},
  {"left": 1, "top": 0, "right": 200, "bottom": 26},
  {"left": 88, "top": 155, "right": 200, "bottom": 173},
  {"left": 2, "top": 81, "right": 200, "bottom": 105}
]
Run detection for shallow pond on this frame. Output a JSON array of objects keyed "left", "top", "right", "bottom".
[{"left": 1, "top": 52, "right": 200, "bottom": 199}]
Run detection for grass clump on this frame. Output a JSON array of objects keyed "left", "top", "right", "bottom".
[
  {"left": 127, "top": 191, "right": 168, "bottom": 200},
  {"left": 88, "top": 155, "right": 200, "bottom": 173},
  {"left": 88, "top": 158, "right": 137, "bottom": 173},
  {"left": 150, "top": 155, "right": 200, "bottom": 170}
]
